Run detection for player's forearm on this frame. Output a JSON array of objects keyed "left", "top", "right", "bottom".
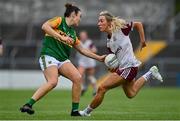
[
  {"left": 80, "top": 48, "right": 101, "bottom": 61},
  {"left": 139, "top": 29, "right": 145, "bottom": 43},
  {"left": 137, "top": 22, "right": 145, "bottom": 43}
]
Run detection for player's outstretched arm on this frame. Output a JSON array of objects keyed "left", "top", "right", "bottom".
[{"left": 74, "top": 43, "right": 105, "bottom": 62}]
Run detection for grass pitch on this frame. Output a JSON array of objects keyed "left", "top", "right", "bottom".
[{"left": 0, "top": 88, "right": 180, "bottom": 120}]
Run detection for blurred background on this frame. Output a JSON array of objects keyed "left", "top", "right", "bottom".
[{"left": 0, "top": 0, "right": 180, "bottom": 89}]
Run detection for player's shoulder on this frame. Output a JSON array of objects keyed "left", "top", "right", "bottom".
[
  {"left": 49, "top": 16, "right": 62, "bottom": 21},
  {"left": 126, "top": 21, "right": 133, "bottom": 26},
  {"left": 121, "top": 21, "right": 133, "bottom": 36},
  {"left": 48, "top": 16, "right": 63, "bottom": 28},
  {"left": 56, "top": 16, "right": 63, "bottom": 23}
]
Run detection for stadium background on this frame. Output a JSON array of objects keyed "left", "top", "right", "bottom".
[{"left": 0, "top": 0, "right": 180, "bottom": 120}]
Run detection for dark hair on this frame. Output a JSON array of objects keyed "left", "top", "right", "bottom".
[{"left": 64, "top": 3, "right": 81, "bottom": 17}]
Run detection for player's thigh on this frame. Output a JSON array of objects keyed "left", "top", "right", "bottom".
[
  {"left": 58, "top": 62, "right": 81, "bottom": 83},
  {"left": 39, "top": 55, "right": 59, "bottom": 82},
  {"left": 43, "top": 65, "right": 59, "bottom": 82},
  {"left": 100, "top": 73, "right": 126, "bottom": 90}
]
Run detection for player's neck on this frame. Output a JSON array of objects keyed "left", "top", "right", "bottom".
[
  {"left": 105, "top": 29, "right": 112, "bottom": 35},
  {"left": 65, "top": 17, "right": 73, "bottom": 27}
]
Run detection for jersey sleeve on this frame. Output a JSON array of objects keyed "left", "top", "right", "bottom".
[
  {"left": 48, "top": 16, "right": 62, "bottom": 28},
  {"left": 121, "top": 21, "right": 133, "bottom": 36}
]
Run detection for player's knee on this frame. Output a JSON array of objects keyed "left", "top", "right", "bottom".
[
  {"left": 126, "top": 91, "right": 136, "bottom": 99},
  {"left": 97, "top": 85, "right": 107, "bottom": 94},
  {"left": 72, "top": 74, "right": 82, "bottom": 85},
  {"left": 48, "top": 81, "right": 58, "bottom": 88}
]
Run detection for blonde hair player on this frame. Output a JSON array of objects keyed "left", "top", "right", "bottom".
[
  {"left": 80, "top": 11, "right": 163, "bottom": 116},
  {"left": 20, "top": 3, "right": 106, "bottom": 116}
]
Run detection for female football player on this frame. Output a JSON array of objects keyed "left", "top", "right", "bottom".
[
  {"left": 80, "top": 11, "right": 163, "bottom": 116},
  {"left": 20, "top": 3, "right": 105, "bottom": 116}
]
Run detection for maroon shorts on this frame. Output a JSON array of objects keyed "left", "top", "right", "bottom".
[{"left": 116, "top": 67, "right": 138, "bottom": 81}]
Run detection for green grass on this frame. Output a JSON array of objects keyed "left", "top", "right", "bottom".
[{"left": 0, "top": 88, "right": 180, "bottom": 120}]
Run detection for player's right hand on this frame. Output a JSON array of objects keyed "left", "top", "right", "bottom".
[
  {"left": 60, "top": 36, "right": 74, "bottom": 45},
  {"left": 140, "top": 41, "right": 146, "bottom": 51}
]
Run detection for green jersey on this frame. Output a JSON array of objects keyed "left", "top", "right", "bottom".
[{"left": 41, "top": 17, "right": 80, "bottom": 61}]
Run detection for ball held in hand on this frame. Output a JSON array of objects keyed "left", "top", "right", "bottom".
[{"left": 104, "top": 54, "right": 119, "bottom": 69}]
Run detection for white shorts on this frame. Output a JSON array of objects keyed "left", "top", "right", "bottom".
[
  {"left": 78, "top": 60, "right": 96, "bottom": 68},
  {"left": 39, "top": 55, "right": 70, "bottom": 71}
]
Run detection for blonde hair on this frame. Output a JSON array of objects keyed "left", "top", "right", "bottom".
[{"left": 99, "top": 11, "right": 127, "bottom": 32}]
